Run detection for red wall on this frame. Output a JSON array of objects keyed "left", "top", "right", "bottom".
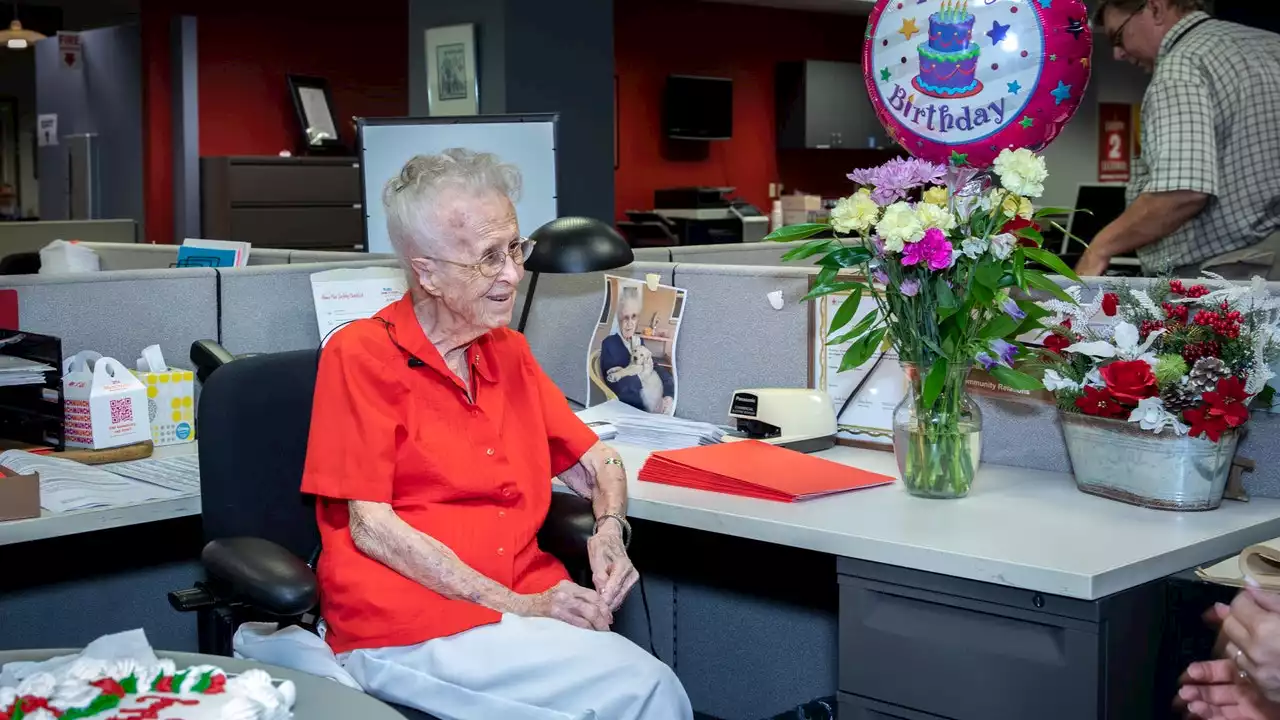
[
  {"left": 142, "top": 0, "right": 408, "bottom": 243},
  {"left": 614, "top": 0, "right": 876, "bottom": 220}
]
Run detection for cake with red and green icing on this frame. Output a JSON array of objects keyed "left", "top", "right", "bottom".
[{"left": 0, "top": 658, "right": 296, "bottom": 720}]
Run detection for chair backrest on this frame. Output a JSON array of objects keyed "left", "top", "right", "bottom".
[{"left": 198, "top": 349, "right": 320, "bottom": 560}]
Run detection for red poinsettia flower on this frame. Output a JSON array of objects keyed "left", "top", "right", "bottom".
[
  {"left": 1003, "top": 217, "right": 1042, "bottom": 247},
  {"left": 1102, "top": 292, "right": 1119, "bottom": 317},
  {"left": 1043, "top": 332, "right": 1072, "bottom": 355},
  {"left": 1076, "top": 386, "right": 1129, "bottom": 419},
  {"left": 1185, "top": 404, "right": 1231, "bottom": 443},
  {"left": 1203, "top": 376, "right": 1250, "bottom": 428},
  {"left": 1099, "top": 360, "right": 1160, "bottom": 406}
]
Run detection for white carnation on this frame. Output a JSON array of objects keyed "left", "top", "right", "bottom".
[
  {"left": 989, "top": 233, "right": 1017, "bottom": 260},
  {"left": 993, "top": 148, "right": 1048, "bottom": 198},
  {"left": 960, "top": 236, "right": 988, "bottom": 259},
  {"left": 875, "top": 202, "right": 925, "bottom": 252},
  {"left": 914, "top": 202, "right": 957, "bottom": 232},
  {"left": 829, "top": 190, "right": 880, "bottom": 235}
]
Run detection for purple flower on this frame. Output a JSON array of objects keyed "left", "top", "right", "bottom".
[
  {"left": 872, "top": 269, "right": 889, "bottom": 285},
  {"left": 900, "top": 228, "right": 955, "bottom": 271},
  {"left": 900, "top": 278, "right": 921, "bottom": 297},
  {"left": 1002, "top": 299, "right": 1026, "bottom": 321},
  {"left": 975, "top": 352, "right": 997, "bottom": 371},
  {"left": 989, "top": 339, "right": 1018, "bottom": 367},
  {"left": 848, "top": 158, "right": 948, "bottom": 205},
  {"left": 944, "top": 166, "right": 982, "bottom": 196},
  {"left": 871, "top": 235, "right": 886, "bottom": 256}
]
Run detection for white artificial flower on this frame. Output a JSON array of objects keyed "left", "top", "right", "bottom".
[
  {"left": 1084, "top": 367, "right": 1106, "bottom": 388},
  {"left": 829, "top": 190, "right": 881, "bottom": 235},
  {"left": 1042, "top": 369, "right": 1081, "bottom": 392},
  {"left": 1128, "top": 397, "right": 1190, "bottom": 436},
  {"left": 960, "top": 236, "right": 988, "bottom": 259},
  {"left": 875, "top": 202, "right": 925, "bottom": 252},
  {"left": 914, "top": 201, "right": 957, "bottom": 232},
  {"left": 993, "top": 148, "right": 1049, "bottom": 198},
  {"left": 1065, "top": 322, "right": 1164, "bottom": 362},
  {"left": 989, "top": 233, "right": 1017, "bottom": 260}
]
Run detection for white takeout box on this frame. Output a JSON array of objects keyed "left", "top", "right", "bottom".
[{"left": 62, "top": 351, "right": 150, "bottom": 450}]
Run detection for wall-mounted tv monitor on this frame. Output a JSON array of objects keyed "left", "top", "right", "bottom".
[{"left": 664, "top": 75, "right": 733, "bottom": 141}]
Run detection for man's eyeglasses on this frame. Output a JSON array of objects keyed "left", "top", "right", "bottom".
[
  {"left": 1111, "top": 0, "right": 1147, "bottom": 49},
  {"left": 419, "top": 237, "right": 537, "bottom": 278}
]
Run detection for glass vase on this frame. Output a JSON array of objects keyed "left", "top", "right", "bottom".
[{"left": 892, "top": 362, "right": 984, "bottom": 499}]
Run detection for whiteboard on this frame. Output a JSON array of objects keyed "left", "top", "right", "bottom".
[{"left": 358, "top": 115, "right": 558, "bottom": 254}]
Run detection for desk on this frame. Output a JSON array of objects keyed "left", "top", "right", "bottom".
[
  {"left": 0, "top": 443, "right": 201, "bottom": 547},
  {"left": 605, "top": 442, "right": 1280, "bottom": 719},
  {"left": 0, "top": 649, "right": 403, "bottom": 719}
]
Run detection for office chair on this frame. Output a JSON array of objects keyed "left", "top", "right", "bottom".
[{"left": 168, "top": 343, "right": 597, "bottom": 720}]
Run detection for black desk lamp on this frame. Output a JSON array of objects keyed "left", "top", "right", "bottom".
[{"left": 517, "top": 217, "right": 634, "bottom": 333}]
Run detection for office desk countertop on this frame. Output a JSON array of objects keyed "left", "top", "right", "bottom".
[
  {"left": 0, "top": 443, "right": 201, "bottom": 547},
  {"left": 609, "top": 442, "right": 1280, "bottom": 601}
]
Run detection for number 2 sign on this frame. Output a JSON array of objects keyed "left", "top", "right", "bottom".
[{"left": 1098, "top": 103, "right": 1132, "bottom": 183}]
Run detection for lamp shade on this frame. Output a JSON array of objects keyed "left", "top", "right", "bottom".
[{"left": 526, "top": 217, "right": 633, "bottom": 274}]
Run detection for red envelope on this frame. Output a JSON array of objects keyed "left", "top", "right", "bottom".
[{"left": 638, "top": 440, "right": 894, "bottom": 502}]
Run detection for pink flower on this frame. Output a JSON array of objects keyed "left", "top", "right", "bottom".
[{"left": 900, "top": 227, "right": 954, "bottom": 271}]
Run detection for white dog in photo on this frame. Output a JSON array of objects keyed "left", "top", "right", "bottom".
[{"left": 606, "top": 344, "right": 665, "bottom": 413}]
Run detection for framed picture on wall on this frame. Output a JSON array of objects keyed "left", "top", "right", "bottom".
[
  {"left": 425, "top": 24, "right": 479, "bottom": 116},
  {"left": 286, "top": 75, "right": 346, "bottom": 154}
]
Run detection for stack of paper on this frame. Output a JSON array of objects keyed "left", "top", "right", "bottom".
[
  {"left": 177, "top": 238, "right": 251, "bottom": 268},
  {"left": 106, "top": 455, "right": 200, "bottom": 494},
  {"left": 0, "top": 450, "right": 179, "bottom": 512},
  {"left": 0, "top": 356, "right": 53, "bottom": 386},
  {"left": 639, "top": 440, "right": 894, "bottom": 502},
  {"left": 1197, "top": 538, "right": 1280, "bottom": 590},
  {"left": 576, "top": 400, "right": 724, "bottom": 451}
]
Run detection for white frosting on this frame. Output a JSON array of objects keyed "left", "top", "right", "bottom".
[{"left": 1, "top": 659, "right": 295, "bottom": 720}]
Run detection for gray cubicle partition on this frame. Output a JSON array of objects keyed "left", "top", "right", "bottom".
[
  {"left": 520, "top": 263, "right": 674, "bottom": 402},
  {"left": 217, "top": 261, "right": 401, "bottom": 355},
  {"left": 0, "top": 219, "right": 137, "bottom": 248},
  {"left": 78, "top": 243, "right": 294, "bottom": 271},
  {"left": 669, "top": 241, "right": 806, "bottom": 267},
  {"left": 0, "top": 268, "right": 218, "bottom": 369}
]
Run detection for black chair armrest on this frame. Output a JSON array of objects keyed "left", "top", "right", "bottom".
[
  {"left": 537, "top": 493, "right": 596, "bottom": 568},
  {"left": 201, "top": 537, "right": 319, "bottom": 617}
]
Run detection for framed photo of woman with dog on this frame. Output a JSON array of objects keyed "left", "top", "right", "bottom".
[{"left": 586, "top": 276, "right": 687, "bottom": 415}]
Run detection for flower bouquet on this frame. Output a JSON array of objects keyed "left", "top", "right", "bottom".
[
  {"left": 1038, "top": 277, "right": 1280, "bottom": 510},
  {"left": 767, "top": 149, "right": 1081, "bottom": 499}
]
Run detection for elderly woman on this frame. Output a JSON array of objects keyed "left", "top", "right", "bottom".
[
  {"left": 600, "top": 284, "right": 675, "bottom": 414},
  {"left": 301, "top": 149, "right": 691, "bottom": 720}
]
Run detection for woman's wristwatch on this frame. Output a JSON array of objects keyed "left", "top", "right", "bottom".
[{"left": 593, "top": 513, "right": 632, "bottom": 549}]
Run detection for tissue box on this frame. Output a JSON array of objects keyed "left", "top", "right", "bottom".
[
  {"left": 63, "top": 352, "right": 150, "bottom": 450},
  {"left": 138, "top": 368, "right": 196, "bottom": 446}
]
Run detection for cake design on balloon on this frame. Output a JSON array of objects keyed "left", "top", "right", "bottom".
[{"left": 914, "top": 0, "right": 985, "bottom": 99}]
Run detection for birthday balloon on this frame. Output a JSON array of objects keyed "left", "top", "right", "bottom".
[{"left": 863, "top": 0, "right": 1092, "bottom": 168}]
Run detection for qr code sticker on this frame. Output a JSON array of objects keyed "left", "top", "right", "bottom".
[{"left": 109, "top": 397, "right": 133, "bottom": 424}]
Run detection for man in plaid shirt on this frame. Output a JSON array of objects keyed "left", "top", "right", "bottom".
[{"left": 1076, "top": 0, "right": 1280, "bottom": 279}]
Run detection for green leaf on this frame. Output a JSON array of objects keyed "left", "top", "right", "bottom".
[
  {"left": 764, "top": 223, "right": 829, "bottom": 243},
  {"left": 975, "top": 259, "right": 1003, "bottom": 290},
  {"left": 1014, "top": 226, "right": 1044, "bottom": 247},
  {"left": 828, "top": 293, "right": 862, "bottom": 335},
  {"left": 1023, "top": 270, "right": 1074, "bottom": 304},
  {"left": 922, "top": 360, "right": 949, "bottom": 409},
  {"left": 781, "top": 238, "right": 835, "bottom": 262},
  {"left": 971, "top": 281, "right": 996, "bottom": 305},
  {"left": 830, "top": 308, "right": 879, "bottom": 345},
  {"left": 838, "top": 328, "right": 887, "bottom": 372},
  {"left": 817, "top": 245, "right": 874, "bottom": 269},
  {"left": 935, "top": 276, "right": 957, "bottom": 308},
  {"left": 990, "top": 365, "right": 1043, "bottom": 391},
  {"left": 1033, "top": 207, "right": 1075, "bottom": 219},
  {"left": 981, "top": 314, "right": 1021, "bottom": 340},
  {"left": 1022, "top": 247, "right": 1082, "bottom": 282},
  {"left": 803, "top": 281, "right": 865, "bottom": 301},
  {"left": 920, "top": 335, "right": 949, "bottom": 359},
  {"left": 1013, "top": 250, "right": 1026, "bottom": 288},
  {"left": 816, "top": 265, "right": 838, "bottom": 287}
]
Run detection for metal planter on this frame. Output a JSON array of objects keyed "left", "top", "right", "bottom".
[{"left": 1059, "top": 412, "right": 1240, "bottom": 511}]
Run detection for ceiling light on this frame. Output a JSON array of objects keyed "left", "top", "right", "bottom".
[{"left": 0, "top": 19, "right": 46, "bottom": 50}]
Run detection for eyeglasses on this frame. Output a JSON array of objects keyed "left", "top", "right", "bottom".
[
  {"left": 1110, "top": 0, "right": 1146, "bottom": 49},
  {"left": 418, "top": 237, "right": 537, "bottom": 278}
]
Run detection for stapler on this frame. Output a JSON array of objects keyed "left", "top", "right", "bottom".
[{"left": 725, "top": 388, "right": 837, "bottom": 453}]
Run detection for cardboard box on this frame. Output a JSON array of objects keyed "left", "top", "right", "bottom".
[
  {"left": 781, "top": 195, "right": 822, "bottom": 226},
  {"left": 62, "top": 351, "right": 150, "bottom": 450},
  {"left": 0, "top": 465, "right": 39, "bottom": 521}
]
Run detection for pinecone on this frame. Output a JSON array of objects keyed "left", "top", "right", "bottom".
[
  {"left": 1188, "top": 356, "right": 1230, "bottom": 395},
  {"left": 1161, "top": 379, "right": 1200, "bottom": 412}
]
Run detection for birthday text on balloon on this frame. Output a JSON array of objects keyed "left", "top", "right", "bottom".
[{"left": 886, "top": 84, "right": 1007, "bottom": 135}]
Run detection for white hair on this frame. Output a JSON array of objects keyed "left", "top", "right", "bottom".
[
  {"left": 383, "top": 148, "right": 522, "bottom": 261},
  {"left": 610, "top": 282, "right": 645, "bottom": 342}
]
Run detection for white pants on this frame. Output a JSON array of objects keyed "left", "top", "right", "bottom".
[{"left": 340, "top": 614, "right": 692, "bottom": 720}]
